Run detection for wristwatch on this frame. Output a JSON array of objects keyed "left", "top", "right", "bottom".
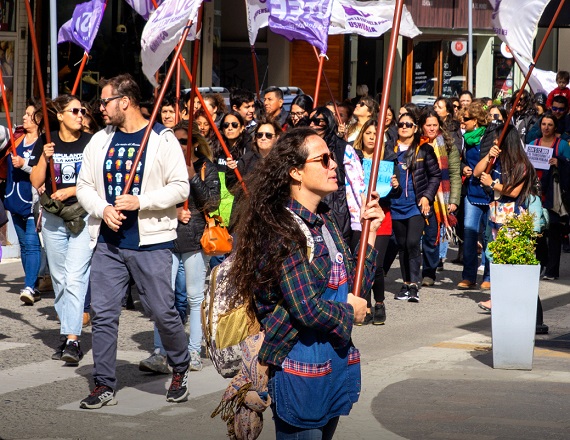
[{"left": 490, "top": 180, "right": 499, "bottom": 190}]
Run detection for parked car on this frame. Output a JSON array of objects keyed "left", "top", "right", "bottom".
[{"left": 181, "top": 86, "right": 231, "bottom": 108}]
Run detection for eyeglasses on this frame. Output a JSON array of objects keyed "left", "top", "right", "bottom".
[
  {"left": 290, "top": 111, "right": 306, "bottom": 119},
  {"left": 99, "top": 96, "right": 123, "bottom": 108},
  {"left": 305, "top": 151, "right": 335, "bottom": 168},
  {"left": 178, "top": 138, "right": 188, "bottom": 146},
  {"left": 453, "top": 104, "right": 460, "bottom": 109},
  {"left": 462, "top": 116, "right": 476, "bottom": 122},
  {"left": 63, "top": 107, "right": 87, "bottom": 116},
  {"left": 255, "top": 132, "right": 275, "bottom": 140},
  {"left": 223, "top": 121, "right": 240, "bottom": 129},
  {"left": 357, "top": 101, "right": 369, "bottom": 107},
  {"left": 309, "top": 117, "right": 327, "bottom": 127},
  {"left": 397, "top": 121, "right": 416, "bottom": 129},
  {"left": 551, "top": 106, "right": 566, "bottom": 113}
]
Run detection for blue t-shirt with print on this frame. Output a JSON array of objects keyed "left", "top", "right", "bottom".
[
  {"left": 98, "top": 125, "right": 172, "bottom": 250},
  {"left": 391, "top": 149, "right": 421, "bottom": 220}
]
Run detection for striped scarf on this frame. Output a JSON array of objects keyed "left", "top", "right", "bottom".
[{"left": 430, "top": 134, "right": 453, "bottom": 243}]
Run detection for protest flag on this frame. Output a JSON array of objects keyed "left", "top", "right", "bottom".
[{"left": 245, "top": 0, "right": 270, "bottom": 98}]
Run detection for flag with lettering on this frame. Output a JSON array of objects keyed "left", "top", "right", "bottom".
[
  {"left": 124, "top": 0, "right": 162, "bottom": 20},
  {"left": 268, "top": 0, "right": 333, "bottom": 55},
  {"left": 329, "top": 0, "right": 421, "bottom": 39},
  {"left": 58, "top": 0, "right": 107, "bottom": 52},
  {"left": 489, "top": 0, "right": 555, "bottom": 94},
  {"left": 245, "top": 0, "right": 270, "bottom": 46},
  {"left": 141, "top": 0, "right": 202, "bottom": 86}
]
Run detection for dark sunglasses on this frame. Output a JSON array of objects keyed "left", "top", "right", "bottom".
[
  {"left": 99, "top": 95, "right": 123, "bottom": 108},
  {"left": 178, "top": 138, "right": 188, "bottom": 146},
  {"left": 462, "top": 116, "right": 476, "bottom": 122},
  {"left": 310, "top": 116, "right": 327, "bottom": 127},
  {"left": 63, "top": 107, "right": 87, "bottom": 116},
  {"left": 255, "top": 131, "right": 275, "bottom": 140},
  {"left": 357, "top": 101, "right": 370, "bottom": 108},
  {"left": 305, "top": 151, "right": 335, "bottom": 168},
  {"left": 223, "top": 121, "right": 240, "bottom": 129},
  {"left": 397, "top": 121, "right": 416, "bottom": 129},
  {"left": 453, "top": 104, "right": 460, "bottom": 109},
  {"left": 551, "top": 106, "right": 566, "bottom": 113}
]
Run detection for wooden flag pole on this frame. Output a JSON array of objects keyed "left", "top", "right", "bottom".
[{"left": 0, "top": 66, "right": 17, "bottom": 155}]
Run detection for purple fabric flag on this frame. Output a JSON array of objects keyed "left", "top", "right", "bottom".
[
  {"left": 57, "top": 0, "right": 106, "bottom": 53},
  {"left": 268, "top": 0, "right": 333, "bottom": 55},
  {"left": 124, "top": 0, "right": 163, "bottom": 21}
]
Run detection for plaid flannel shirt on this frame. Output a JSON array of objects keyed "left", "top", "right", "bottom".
[{"left": 255, "top": 198, "right": 378, "bottom": 367}]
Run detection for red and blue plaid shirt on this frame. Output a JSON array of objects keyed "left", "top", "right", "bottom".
[{"left": 255, "top": 199, "right": 378, "bottom": 367}]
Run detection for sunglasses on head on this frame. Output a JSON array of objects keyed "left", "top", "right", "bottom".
[
  {"left": 255, "top": 131, "right": 275, "bottom": 140},
  {"left": 310, "top": 116, "right": 327, "bottom": 127},
  {"left": 305, "top": 151, "right": 335, "bottom": 168},
  {"left": 222, "top": 121, "right": 240, "bottom": 129},
  {"left": 63, "top": 107, "right": 87, "bottom": 116},
  {"left": 397, "top": 121, "right": 416, "bottom": 129}
]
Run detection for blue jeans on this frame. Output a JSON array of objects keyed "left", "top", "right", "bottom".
[
  {"left": 11, "top": 213, "right": 41, "bottom": 289},
  {"left": 42, "top": 211, "right": 92, "bottom": 336},
  {"left": 155, "top": 250, "right": 209, "bottom": 354},
  {"left": 462, "top": 198, "right": 490, "bottom": 283},
  {"left": 421, "top": 211, "right": 440, "bottom": 280}
]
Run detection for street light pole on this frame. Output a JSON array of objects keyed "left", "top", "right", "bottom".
[{"left": 468, "top": 0, "right": 473, "bottom": 93}]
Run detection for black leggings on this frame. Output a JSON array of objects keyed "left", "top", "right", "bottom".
[
  {"left": 350, "top": 232, "right": 391, "bottom": 307},
  {"left": 392, "top": 215, "right": 424, "bottom": 284}
]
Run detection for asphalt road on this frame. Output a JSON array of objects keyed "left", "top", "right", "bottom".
[{"left": 1, "top": 247, "right": 569, "bottom": 440}]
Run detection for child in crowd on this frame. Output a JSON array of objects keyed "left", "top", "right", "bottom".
[{"left": 546, "top": 70, "right": 570, "bottom": 110}]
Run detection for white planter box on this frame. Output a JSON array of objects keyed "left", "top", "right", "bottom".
[{"left": 490, "top": 263, "right": 540, "bottom": 370}]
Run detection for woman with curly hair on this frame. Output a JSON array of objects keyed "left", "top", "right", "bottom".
[
  {"left": 203, "top": 93, "right": 228, "bottom": 127},
  {"left": 345, "top": 96, "right": 378, "bottom": 143},
  {"left": 30, "top": 94, "right": 93, "bottom": 364},
  {"left": 229, "top": 126, "right": 384, "bottom": 438}
]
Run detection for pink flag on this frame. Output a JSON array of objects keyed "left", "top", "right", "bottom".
[{"left": 58, "top": 0, "right": 106, "bottom": 53}]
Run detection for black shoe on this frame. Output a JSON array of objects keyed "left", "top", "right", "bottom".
[
  {"left": 51, "top": 340, "right": 67, "bottom": 361},
  {"left": 408, "top": 284, "right": 419, "bottom": 303},
  {"left": 437, "top": 259, "right": 444, "bottom": 272},
  {"left": 395, "top": 284, "right": 409, "bottom": 301},
  {"left": 363, "top": 313, "right": 374, "bottom": 326},
  {"left": 166, "top": 367, "right": 189, "bottom": 402},
  {"left": 80, "top": 383, "right": 117, "bottom": 409},
  {"left": 61, "top": 340, "right": 83, "bottom": 364},
  {"left": 373, "top": 303, "right": 386, "bottom": 325},
  {"left": 536, "top": 323, "right": 549, "bottom": 334}
]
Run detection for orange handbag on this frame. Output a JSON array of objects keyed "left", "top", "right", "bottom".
[{"left": 200, "top": 214, "right": 233, "bottom": 256}]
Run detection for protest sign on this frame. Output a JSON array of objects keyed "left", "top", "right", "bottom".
[{"left": 524, "top": 144, "right": 553, "bottom": 170}]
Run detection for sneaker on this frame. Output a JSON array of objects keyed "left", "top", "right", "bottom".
[
  {"left": 421, "top": 277, "right": 435, "bottom": 287},
  {"left": 373, "top": 303, "right": 386, "bottom": 325},
  {"left": 139, "top": 351, "right": 170, "bottom": 374},
  {"left": 166, "top": 367, "right": 189, "bottom": 402},
  {"left": 19, "top": 287, "right": 40, "bottom": 305},
  {"left": 37, "top": 275, "right": 53, "bottom": 293},
  {"left": 436, "top": 259, "right": 444, "bottom": 272},
  {"left": 189, "top": 350, "right": 203, "bottom": 371},
  {"left": 51, "top": 340, "right": 67, "bottom": 361},
  {"left": 408, "top": 284, "right": 419, "bottom": 303},
  {"left": 61, "top": 340, "right": 83, "bottom": 364},
  {"left": 80, "top": 384, "right": 117, "bottom": 409},
  {"left": 542, "top": 275, "right": 557, "bottom": 281},
  {"left": 536, "top": 323, "right": 549, "bottom": 334},
  {"left": 395, "top": 284, "right": 409, "bottom": 301}
]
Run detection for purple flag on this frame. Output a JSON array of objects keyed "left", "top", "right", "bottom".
[
  {"left": 58, "top": 0, "right": 106, "bottom": 52},
  {"left": 124, "top": 0, "right": 163, "bottom": 21},
  {"left": 268, "top": 0, "right": 332, "bottom": 55}
]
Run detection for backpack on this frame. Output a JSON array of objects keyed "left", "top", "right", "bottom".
[{"left": 202, "top": 208, "right": 314, "bottom": 378}]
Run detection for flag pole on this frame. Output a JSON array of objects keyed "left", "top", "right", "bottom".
[
  {"left": 175, "top": 60, "right": 181, "bottom": 125},
  {"left": 251, "top": 46, "right": 261, "bottom": 101},
  {"left": 24, "top": 0, "right": 56, "bottom": 193},
  {"left": 485, "top": 0, "right": 567, "bottom": 174},
  {"left": 313, "top": 50, "right": 325, "bottom": 107},
  {"left": 352, "top": 0, "right": 405, "bottom": 297},
  {"left": 123, "top": 19, "right": 194, "bottom": 196},
  {"left": 312, "top": 46, "right": 341, "bottom": 121},
  {"left": 71, "top": 52, "right": 89, "bottom": 96},
  {"left": 0, "top": 66, "right": 17, "bottom": 155}
]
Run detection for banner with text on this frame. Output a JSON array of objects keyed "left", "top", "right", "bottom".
[{"left": 245, "top": 0, "right": 270, "bottom": 46}]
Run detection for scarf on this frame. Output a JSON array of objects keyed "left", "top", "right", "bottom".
[
  {"left": 429, "top": 134, "right": 455, "bottom": 244},
  {"left": 463, "top": 126, "right": 486, "bottom": 147}
]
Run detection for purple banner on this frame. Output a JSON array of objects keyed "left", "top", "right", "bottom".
[
  {"left": 268, "top": 0, "right": 332, "bottom": 55},
  {"left": 124, "top": 0, "right": 163, "bottom": 21},
  {"left": 58, "top": 0, "right": 106, "bottom": 52}
]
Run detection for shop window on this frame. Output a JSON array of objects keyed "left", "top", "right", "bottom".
[
  {"left": 0, "top": 40, "right": 14, "bottom": 112},
  {"left": 441, "top": 40, "right": 469, "bottom": 97},
  {"left": 410, "top": 41, "right": 439, "bottom": 106},
  {"left": 0, "top": 1, "right": 16, "bottom": 32}
]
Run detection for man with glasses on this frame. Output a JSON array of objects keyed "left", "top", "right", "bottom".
[
  {"left": 263, "top": 86, "right": 288, "bottom": 127},
  {"left": 76, "top": 74, "right": 191, "bottom": 409},
  {"left": 528, "top": 95, "right": 570, "bottom": 143}
]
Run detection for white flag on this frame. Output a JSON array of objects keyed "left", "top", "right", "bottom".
[
  {"left": 329, "top": 0, "right": 421, "bottom": 39},
  {"left": 489, "top": 0, "right": 555, "bottom": 94},
  {"left": 141, "top": 0, "right": 202, "bottom": 86},
  {"left": 245, "top": 0, "right": 269, "bottom": 46}
]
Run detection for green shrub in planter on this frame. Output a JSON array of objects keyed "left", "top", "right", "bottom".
[{"left": 488, "top": 212, "right": 540, "bottom": 265}]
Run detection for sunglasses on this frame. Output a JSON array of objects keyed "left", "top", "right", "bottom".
[
  {"left": 397, "top": 121, "right": 416, "bottom": 129},
  {"left": 305, "top": 151, "right": 335, "bottom": 168},
  {"left": 551, "top": 106, "right": 566, "bottom": 113},
  {"left": 178, "top": 138, "right": 188, "bottom": 146},
  {"left": 223, "top": 121, "right": 240, "bottom": 129},
  {"left": 310, "top": 117, "right": 327, "bottom": 127},
  {"left": 63, "top": 107, "right": 87, "bottom": 116},
  {"left": 255, "top": 131, "right": 275, "bottom": 140},
  {"left": 357, "top": 101, "right": 370, "bottom": 107},
  {"left": 453, "top": 104, "right": 460, "bottom": 109},
  {"left": 99, "top": 95, "right": 123, "bottom": 108},
  {"left": 462, "top": 116, "right": 476, "bottom": 122}
]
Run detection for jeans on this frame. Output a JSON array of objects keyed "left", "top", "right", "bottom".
[
  {"left": 421, "top": 211, "right": 440, "bottom": 280},
  {"left": 11, "top": 213, "right": 41, "bottom": 289},
  {"left": 155, "top": 250, "right": 210, "bottom": 355},
  {"left": 42, "top": 211, "right": 92, "bottom": 336},
  {"left": 439, "top": 227, "right": 449, "bottom": 260},
  {"left": 462, "top": 197, "right": 490, "bottom": 283}
]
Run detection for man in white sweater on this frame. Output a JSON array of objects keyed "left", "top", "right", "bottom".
[{"left": 76, "top": 74, "right": 190, "bottom": 409}]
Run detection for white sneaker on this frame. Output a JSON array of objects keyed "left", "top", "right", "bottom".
[
  {"left": 189, "top": 350, "right": 203, "bottom": 371},
  {"left": 19, "top": 287, "right": 40, "bottom": 305},
  {"left": 477, "top": 264, "right": 484, "bottom": 273}
]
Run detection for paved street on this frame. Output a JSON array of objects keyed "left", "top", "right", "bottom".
[{"left": 1, "top": 248, "right": 570, "bottom": 440}]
